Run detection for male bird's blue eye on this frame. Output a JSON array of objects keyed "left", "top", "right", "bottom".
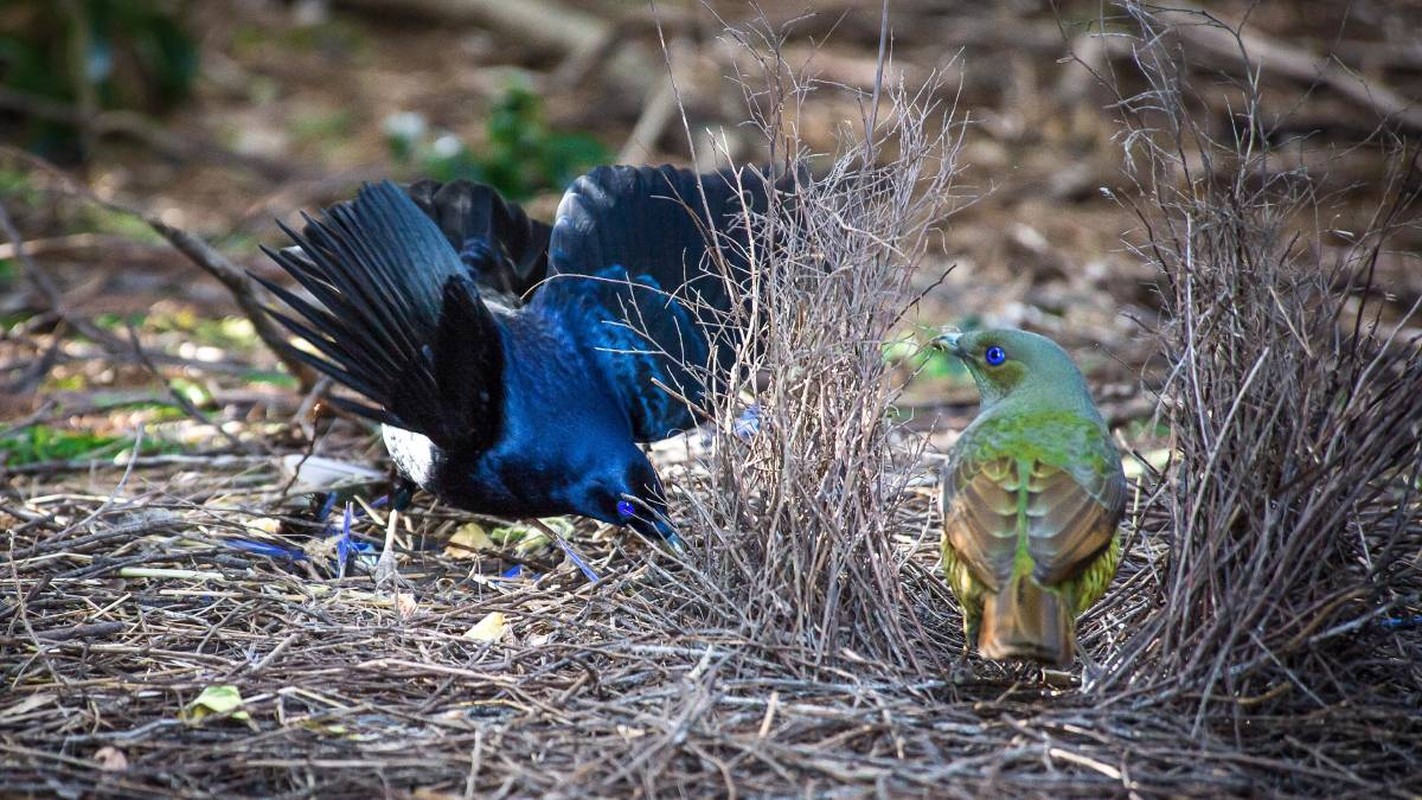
[
  {"left": 984, "top": 345, "right": 1006, "bottom": 366},
  {"left": 616, "top": 500, "right": 636, "bottom": 518}
]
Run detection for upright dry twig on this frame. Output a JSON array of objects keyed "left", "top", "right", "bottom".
[
  {"left": 646, "top": 15, "right": 964, "bottom": 677},
  {"left": 1086, "top": 6, "right": 1422, "bottom": 724}
]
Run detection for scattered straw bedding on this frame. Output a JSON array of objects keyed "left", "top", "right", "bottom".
[{"left": 2, "top": 441, "right": 1417, "bottom": 799}]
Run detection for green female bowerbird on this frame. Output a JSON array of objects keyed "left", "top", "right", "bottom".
[{"left": 934, "top": 329, "right": 1126, "bottom": 665}]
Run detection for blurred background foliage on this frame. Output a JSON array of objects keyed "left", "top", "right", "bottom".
[
  {"left": 0, "top": 0, "right": 608, "bottom": 198},
  {"left": 384, "top": 83, "right": 609, "bottom": 200},
  {"left": 0, "top": 0, "right": 197, "bottom": 161},
  {"left": 1, "top": 0, "right": 1417, "bottom": 461}
]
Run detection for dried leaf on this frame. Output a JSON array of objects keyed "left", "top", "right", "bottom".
[
  {"left": 181, "top": 685, "right": 250, "bottom": 725},
  {"left": 463, "top": 612, "right": 507, "bottom": 642},
  {"left": 93, "top": 746, "right": 128, "bottom": 772},
  {"left": 395, "top": 592, "right": 419, "bottom": 618},
  {"left": 443, "top": 521, "right": 492, "bottom": 559},
  {"left": 0, "top": 693, "right": 56, "bottom": 721},
  {"left": 279, "top": 454, "right": 383, "bottom": 491}
]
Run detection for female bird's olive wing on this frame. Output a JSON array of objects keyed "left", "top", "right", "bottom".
[
  {"left": 1024, "top": 460, "right": 1126, "bottom": 587},
  {"left": 941, "top": 453, "right": 1021, "bottom": 592}
]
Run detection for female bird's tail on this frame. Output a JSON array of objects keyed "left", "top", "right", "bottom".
[{"left": 978, "top": 573, "right": 1075, "bottom": 666}]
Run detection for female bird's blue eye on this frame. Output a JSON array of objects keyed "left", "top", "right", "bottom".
[
  {"left": 616, "top": 500, "right": 636, "bottom": 518},
  {"left": 984, "top": 345, "right": 1007, "bottom": 366}
]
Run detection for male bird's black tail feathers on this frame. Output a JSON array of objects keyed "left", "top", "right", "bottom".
[
  {"left": 550, "top": 165, "right": 774, "bottom": 316},
  {"left": 547, "top": 165, "right": 783, "bottom": 380},
  {"left": 406, "top": 178, "right": 551, "bottom": 301},
  {"left": 258, "top": 181, "right": 505, "bottom": 452}
]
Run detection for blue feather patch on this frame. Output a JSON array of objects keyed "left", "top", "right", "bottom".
[{"left": 223, "top": 538, "right": 308, "bottom": 561}]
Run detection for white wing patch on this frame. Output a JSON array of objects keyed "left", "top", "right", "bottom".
[{"left": 382, "top": 425, "right": 436, "bottom": 486}]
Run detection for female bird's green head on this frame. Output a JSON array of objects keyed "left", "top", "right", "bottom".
[{"left": 933, "top": 328, "right": 1091, "bottom": 411}]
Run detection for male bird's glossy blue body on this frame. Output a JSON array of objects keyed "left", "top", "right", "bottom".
[
  {"left": 260, "top": 166, "right": 772, "bottom": 545},
  {"left": 430, "top": 307, "right": 642, "bottom": 516}
]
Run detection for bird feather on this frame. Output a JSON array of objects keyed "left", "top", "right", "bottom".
[{"left": 258, "top": 181, "right": 506, "bottom": 453}]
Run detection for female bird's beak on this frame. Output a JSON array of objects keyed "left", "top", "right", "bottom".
[{"left": 932, "top": 330, "right": 965, "bottom": 356}]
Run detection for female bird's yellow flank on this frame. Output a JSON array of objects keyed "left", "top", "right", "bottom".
[{"left": 935, "top": 329, "right": 1126, "bottom": 665}]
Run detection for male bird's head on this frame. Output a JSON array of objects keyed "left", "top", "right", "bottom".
[
  {"left": 580, "top": 449, "right": 684, "bottom": 552},
  {"left": 933, "top": 328, "right": 1092, "bottom": 411}
]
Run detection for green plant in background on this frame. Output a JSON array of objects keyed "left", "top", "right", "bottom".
[
  {"left": 384, "top": 84, "right": 609, "bottom": 201},
  {"left": 0, "top": 423, "right": 180, "bottom": 466},
  {"left": 0, "top": 0, "right": 197, "bottom": 159},
  {"left": 290, "top": 107, "right": 355, "bottom": 154},
  {"left": 882, "top": 319, "right": 987, "bottom": 381}
]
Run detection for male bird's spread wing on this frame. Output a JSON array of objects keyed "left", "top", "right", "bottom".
[
  {"left": 405, "top": 178, "right": 551, "bottom": 302},
  {"left": 260, "top": 167, "right": 778, "bottom": 449},
  {"left": 258, "top": 181, "right": 506, "bottom": 453},
  {"left": 537, "top": 165, "right": 774, "bottom": 440}
]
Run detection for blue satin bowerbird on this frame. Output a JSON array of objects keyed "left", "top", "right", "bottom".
[{"left": 258, "top": 165, "right": 772, "bottom": 548}]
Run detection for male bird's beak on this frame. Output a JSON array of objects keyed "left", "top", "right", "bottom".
[
  {"left": 626, "top": 507, "right": 686, "bottom": 555},
  {"left": 644, "top": 516, "right": 686, "bottom": 556},
  {"left": 656, "top": 525, "right": 687, "bottom": 556},
  {"left": 932, "top": 330, "right": 965, "bottom": 356}
]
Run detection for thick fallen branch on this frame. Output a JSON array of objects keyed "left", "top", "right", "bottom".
[
  {"left": 139, "top": 215, "right": 316, "bottom": 389},
  {"left": 1167, "top": 10, "right": 1422, "bottom": 135},
  {"left": 4, "top": 148, "right": 317, "bottom": 390},
  {"left": 1062, "top": 6, "right": 1422, "bottom": 136}
]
